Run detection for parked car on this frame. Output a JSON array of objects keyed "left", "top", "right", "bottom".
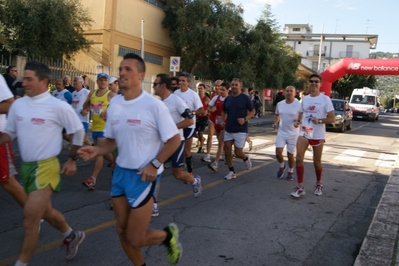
[{"left": 326, "top": 99, "right": 353, "bottom": 133}]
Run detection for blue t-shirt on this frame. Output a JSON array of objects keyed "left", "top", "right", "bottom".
[{"left": 223, "top": 93, "right": 254, "bottom": 133}]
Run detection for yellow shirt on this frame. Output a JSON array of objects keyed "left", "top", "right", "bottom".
[{"left": 90, "top": 89, "right": 111, "bottom": 132}]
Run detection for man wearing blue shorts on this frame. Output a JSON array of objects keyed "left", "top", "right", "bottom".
[{"left": 78, "top": 54, "right": 182, "bottom": 265}]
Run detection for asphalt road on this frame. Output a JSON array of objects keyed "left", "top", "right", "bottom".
[{"left": 1, "top": 114, "right": 398, "bottom": 266}]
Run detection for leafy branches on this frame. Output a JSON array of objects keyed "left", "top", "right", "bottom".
[{"left": 0, "top": 0, "right": 92, "bottom": 59}]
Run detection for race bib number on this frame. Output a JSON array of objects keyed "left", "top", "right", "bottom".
[
  {"left": 300, "top": 125, "right": 314, "bottom": 138},
  {"left": 91, "top": 102, "right": 103, "bottom": 115},
  {"left": 72, "top": 100, "right": 79, "bottom": 109},
  {"left": 216, "top": 115, "right": 222, "bottom": 124}
]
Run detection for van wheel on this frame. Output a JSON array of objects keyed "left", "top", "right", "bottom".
[{"left": 376, "top": 115, "right": 379, "bottom": 121}]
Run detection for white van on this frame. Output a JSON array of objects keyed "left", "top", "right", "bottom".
[{"left": 349, "top": 88, "right": 381, "bottom": 121}]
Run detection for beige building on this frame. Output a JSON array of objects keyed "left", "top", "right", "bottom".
[{"left": 71, "top": 0, "right": 174, "bottom": 90}]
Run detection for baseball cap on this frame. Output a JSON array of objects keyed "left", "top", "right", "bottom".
[
  {"left": 109, "top": 76, "right": 118, "bottom": 84},
  {"left": 97, "top": 73, "right": 109, "bottom": 80}
]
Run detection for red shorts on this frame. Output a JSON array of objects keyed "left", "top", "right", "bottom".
[
  {"left": 307, "top": 139, "right": 325, "bottom": 147},
  {"left": 0, "top": 141, "right": 17, "bottom": 183}
]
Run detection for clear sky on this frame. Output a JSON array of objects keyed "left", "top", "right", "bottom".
[{"left": 231, "top": 0, "right": 398, "bottom": 53}]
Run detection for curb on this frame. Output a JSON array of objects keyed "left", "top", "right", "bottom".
[{"left": 354, "top": 153, "right": 399, "bottom": 266}]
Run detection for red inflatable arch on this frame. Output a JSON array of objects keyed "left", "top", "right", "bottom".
[{"left": 320, "top": 58, "right": 399, "bottom": 96}]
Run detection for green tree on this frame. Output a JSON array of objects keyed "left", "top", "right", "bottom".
[
  {"left": 332, "top": 74, "right": 377, "bottom": 98},
  {"left": 162, "top": 1, "right": 301, "bottom": 89},
  {"left": 0, "top": 0, "right": 92, "bottom": 59}
]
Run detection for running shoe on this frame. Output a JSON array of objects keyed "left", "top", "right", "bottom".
[
  {"left": 164, "top": 223, "right": 183, "bottom": 265},
  {"left": 277, "top": 165, "right": 286, "bottom": 178},
  {"left": 62, "top": 230, "right": 86, "bottom": 260},
  {"left": 152, "top": 205, "right": 160, "bottom": 217},
  {"left": 290, "top": 186, "right": 305, "bottom": 198},
  {"left": 197, "top": 147, "right": 204, "bottom": 154},
  {"left": 82, "top": 177, "right": 96, "bottom": 190},
  {"left": 244, "top": 154, "right": 252, "bottom": 170},
  {"left": 192, "top": 176, "right": 202, "bottom": 198},
  {"left": 224, "top": 171, "right": 236, "bottom": 180},
  {"left": 314, "top": 183, "right": 323, "bottom": 196},
  {"left": 220, "top": 153, "right": 225, "bottom": 161},
  {"left": 208, "top": 161, "right": 218, "bottom": 172},
  {"left": 248, "top": 141, "right": 253, "bottom": 151},
  {"left": 201, "top": 154, "right": 211, "bottom": 163},
  {"left": 38, "top": 219, "right": 44, "bottom": 233},
  {"left": 286, "top": 172, "right": 294, "bottom": 181}
]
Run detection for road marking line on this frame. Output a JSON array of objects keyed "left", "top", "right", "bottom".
[
  {"left": 0, "top": 160, "right": 274, "bottom": 264},
  {"left": 333, "top": 149, "right": 366, "bottom": 163}
]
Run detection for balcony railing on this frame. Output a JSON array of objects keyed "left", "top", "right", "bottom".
[
  {"left": 339, "top": 51, "right": 359, "bottom": 58},
  {"left": 306, "top": 51, "right": 328, "bottom": 57}
]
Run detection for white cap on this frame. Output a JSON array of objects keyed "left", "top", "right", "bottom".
[{"left": 109, "top": 76, "right": 118, "bottom": 84}]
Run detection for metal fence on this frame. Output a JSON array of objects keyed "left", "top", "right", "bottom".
[{"left": 1, "top": 53, "right": 214, "bottom": 95}]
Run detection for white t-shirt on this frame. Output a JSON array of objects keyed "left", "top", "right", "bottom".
[
  {"left": 275, "top": 100, "right": 302, "bottom": 138},
  {"left": 300, "top": 94, "right": 334, "bottom": 140},
  {"left": 209, "top": 95, "right": 226, "bottom": 106},
  {"left": 4, "top": 92, "right": 83, "bottom": 162},
  {"left": 162, "top": 94, "right": 189, "bottom": 141},
  {"left": 52, "top": 89, "right": 71, "bottom": 103},
  {"left": 72, "top": 88, "right": 90, "bottom": 123},
  {"left": 0, "top": 75, "right": 14, "bottom": 132},
  {"left": 104, "top": 91, "right": 179, "bottom": 174},
  {"left": 174, "top": 88, "right": 203, "bottom": 128}
]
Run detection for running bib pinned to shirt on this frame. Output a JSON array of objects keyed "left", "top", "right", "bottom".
[
  {"left": 300, "top": 125, "right": 314, "bottom": 138},
  {"left": 91, "top": 102, "right": 103, "bottom": 114}
]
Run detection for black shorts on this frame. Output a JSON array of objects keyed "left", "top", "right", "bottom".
[{"left": 195, "top": 116, "right": 208, "bottom": 132}]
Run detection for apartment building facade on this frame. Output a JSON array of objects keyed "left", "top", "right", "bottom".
[{"left": 280, "top": 24, "right": 378, "bottom": 72}]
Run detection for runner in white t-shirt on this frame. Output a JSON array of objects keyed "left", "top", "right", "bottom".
[
  {"left": 0, "top": 74, "right": 27, "bottom": 209},
  {"left": 0, "top": 61, "right": 86, "bottom": 265},
  {"left": 174, "top": 72, "right": 204, "bottom": 175},
  {"left": 273, "top": 86, "right": 302, "bottom": 181},
  {"left": 153, "top": 73, "right": 202, "bottom": 215},
  {"left": 77, "top": 54, "right": 182, "bottom": 266},
  {"left": 52, "top": 78, "right": 72, "bottom": 104},
  {"left": 291, "top": 74, "right": 335, "bottom": 198},
  {"left": 71, "top": 76, "right": 92, "bottom": 146}
]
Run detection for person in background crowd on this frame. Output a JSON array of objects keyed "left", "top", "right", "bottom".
[
  {"left": 3, "top": 66, "right": 23, "bottom": 98},
  {"left": 170, "top": 76, "right": 179, "bottom": 92},
  {"left": 82, "top": 74, "right": 90, "bottom": 92},
  {"left": 63, "top": 75, "right": 75, "bottom": 93}
]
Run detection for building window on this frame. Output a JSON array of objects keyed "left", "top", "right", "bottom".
[
  {"left": 293, "top": 28, "right": 300, "bottom": 32},
  {"left": 143, "top": 0, "right": 164, "bottom": 9},
  {"left": 118, "top": 46, "right": 163, "bottom": 66}
]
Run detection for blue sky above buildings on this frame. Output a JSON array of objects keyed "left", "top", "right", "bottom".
[{"left": 231, "top": 0, "right": 398, "bottom": 53}]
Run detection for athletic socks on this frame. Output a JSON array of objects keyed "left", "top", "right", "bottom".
[
  {"left": 296, "top": 165, "right": 304, "bottom": 184},
  {"left": 186, "top": 156, "right": 193, "bottom": 173}
]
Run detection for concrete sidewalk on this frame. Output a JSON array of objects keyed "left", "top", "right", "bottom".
[{"left": 354, "top": 153, "right": 399, "bottom": 266}]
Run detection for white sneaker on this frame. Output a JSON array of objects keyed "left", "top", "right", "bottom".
[
  {"left": 314, "top": 183, "right": 323, "bottom": 196},
  {"left": 152, "top": 204, "right": 159, "bottom": 217},
  {"left": 201, "top": 154, "right": 211, "bottom": 163},
  {"left": 224, "top": 171, "right": 236, "bottom": 180},
  {"left": 192, "top": 176, "right": 202, "bottom": 198},
  {"left": 244, "top": 154, "right": 252, "bottom": 170},
  {"left": 291, "top": 186, "right": 306, "bottom": 198},
  {"left": 208, "top": 161, "right": 218, "bottom": 172}
]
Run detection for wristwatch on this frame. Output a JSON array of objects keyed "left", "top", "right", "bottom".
[
  {"left": 318, "top": 119, "right": 322, "bottom": 124},
  {"left": 151, "top": 159, "right": 162, "bottom": 169},
  {"left": 69, "top": 154, "right": 79, "bottom": 161}
]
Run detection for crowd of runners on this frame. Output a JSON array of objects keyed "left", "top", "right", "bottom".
[{"left": 0, "top": 53, "right": 334, "bottom": 266}]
